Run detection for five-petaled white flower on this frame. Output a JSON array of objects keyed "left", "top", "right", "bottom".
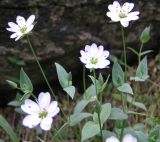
[
  {"left": 21, "top": 92, "right": 60, "bottom": 131},
  {"left": 106, "top": 1, "right": 140, "bottom": 27},
  {"left": 106, "top": 134, "right": 137, "bottom": 142},
  {"left": 6, "top": 15, "right": 35, "bottom": 41},
  {"left": 80, "top": 43, "right": 110, "bottom": 69}
]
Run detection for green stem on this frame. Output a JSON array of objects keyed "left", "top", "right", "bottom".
[
  {"left": 26, "top": 35, "right": 56, "bottom": 100},
  {"left": 121, "top": 26, "right": 127, "bottom": 81},
  {"left": 120, "top": 121, "right": 125, "bottom": 141},
  {"left": 138, "top": 43, "right": 144, "bottom": 64},
  {"left": 83, "top": 65, "right": 86, "bottom": 95},
  {"left": 93, "top": 69, "right": 103, "bottom": 142}
]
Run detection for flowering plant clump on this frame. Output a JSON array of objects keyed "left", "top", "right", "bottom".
[
  {"left": 106, "top": 134, "right": 137, "bottom": 142},
  {"left": 106, "top": 1, "right": 139, "bottom": 27},
  {"left": 21, "top": 92, "right": 60, "bottom": 131},
  {"left": 80, "top": 43, "right": 110, "bottom": 69},
  {"left": 1, "top": 0, "right": 157, "bottom": 142},
  {"left": 6, "top": 15, "right": 35, "bottom": 41}
]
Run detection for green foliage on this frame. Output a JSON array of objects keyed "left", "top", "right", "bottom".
[
  {"left": 100, "top": 103, "right": 111, "bottom": 125},
  {"left": 69, "top": 113, "right": 93, "bottom": 126},
  {"left": 127, "top": 95, "right": 147, "bottom": 111},
  {"left": 112, "top": 62, "right": 124, "bottom": 87},
  {"left": 55, "top": 63, "right": 75, "bottom": 99},
  {"left": 117, "top": 83, "right": 133, "bottom": 95},
  {"left": 74, "top": 100, "right": 91, "bottom": 113},
  {"left": 112, "top": 62, "right": 133, "bottom": 94},
  {"left": 108, "top": 108, "right": 128, "bottom": 120},
  {"left": 135, "top": 131, "right": 148, "bottom": 142},
  {"left": 0, "top": 114, "right": 19, "bottom": 142},
  {"left": 130, "top": 56, "right": 149, "bottom": 81},
  {"left": 148, "top": 126, "right": 160, "bottom": 142},
  {"left": 20, "top": 68, "right": 33, "bottom": 93},
  {"left": 6, "top": 80, "right": 17, "bottom": 89},
  {"left": 140, "top": 26, "right": 150, "bottom": 44},
  {"left": 81, "top": 121, "right": 100, "bottom": 142}
]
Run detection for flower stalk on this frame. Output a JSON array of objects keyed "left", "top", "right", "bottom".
[
  {"left": 26, "top": 35, "right": 56, "bottom": 100},
  {"left": 93, "top": 69, "right": 103, "bottom": 142}
]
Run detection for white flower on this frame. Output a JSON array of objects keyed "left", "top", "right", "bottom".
[
  {"left": 6, "top": 15, "right": 35, "bottom": 41},
  {"left": 106, "top": 134, "right": 137, "bottom": 142},
  {"left": 106, "top": 1, "right": 140, "bottom": 27},
  {"left": 80, "top": 43, "right": 110, "bottom": 69},
  {"left": 21, "top": 92, "right": 60, "bottom": 131}
]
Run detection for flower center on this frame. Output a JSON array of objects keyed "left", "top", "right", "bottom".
[
  {"left": 39, "top": 110, "right": 48, "bottom": 119},
  {"left": 91, "top": 58, "right": 98, "bottom": 64},
  {"left": 20, "top": 27, "right": 27, "bottom": 33},
  {"left": 119, "top": 12, "right": 127, "bottom": 18}
]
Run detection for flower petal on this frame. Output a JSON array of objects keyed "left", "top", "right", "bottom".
[
  {"left": 7, "top": 22, "right": 20, "bottom": 31},
  {"left": 122, "top": 134, "right": 137, "bottom": 142},
  {"left": 38, "top": 92, "right": 51, "bottom": 108},
  {"left": 47, "top": 101, "right": 60, "bottom": 117},
  {"left": 98, "top": 59, "right": 110, "bottom": 68},
  {"left": 10, "top": 33, "right": 18, "bottom": 38},
  {"left": 106, "top": 136, "right": 120, "bottom": 142},
  {"left": 120, "top": 19, "right": 129, "bottom": 27},
  {"left": 16, "top": 16, "right": 26, "bottom": 28},
  {"left": 25, "top": 25, "right": 34, "bottom": 33},
  {"left": 22, "top": 114, "right": 41, "bottom": 128},
  {"left": 21, "top": 99, "right": 40, "bottom": 115},
  {"left": 106, "top": 12, "right": 120, "bottom": 22},
  {"left": 126, "top": 11, "right": 140, "bottom": 21},
  {"left": 113, "top": 1, "right": 121, "bottom": 13},
  {"left": 26, "top": 15, "right": 35, "bottom": 27},
  {"left": 122, "top": 2, "right": 134, "bottom": 14},
  {"left": 102, "top": 51, "right": 110, "bottom": 58},
  {"left": 40, "top": 117, "right": 53, "bottom": 131}
]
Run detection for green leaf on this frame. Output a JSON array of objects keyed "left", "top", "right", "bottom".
[
  {"left": 127, "top": 111, "right": 146, "bottom": 116},
  {"left": 20, "top": 68, "right": 33, "bottom": 93},
  {"left": 112, "top": 62, "right": 124, "bottom": 87},
  {"left": 126, "top": 96, "right": 147, "bottom": 111},
  {"left": 81, "top": 121, "right": 100, "bottom": 142},
  {"left": 0, "top": 114, "right": 19, "bottom": 142},
  {"left": 130, "top": 56, "right": 149, "bottom": 82},
  {"left": 55, "top": 63, "right": 71, "bottom": 88},
  {"left": 148, "top": 126, "right": 160, "bottom": 142},
  {"left": 100, "top": 103, "right": 111, "bottom": 125},
  {"left": 140, "top": 26, "right": 150, "bottom": 44},
  {"left": 63, "top": 86, "right": 75, "bottom": 99},
  {"left": 74, "top": 100, "right": 90, "bottom": 113},
  {"left": 101, "top": 75, "right": 110, "bottom": 92},
  {"left": 84, "top": 84, "right": 96, "bottom": 100},
  {"left": 69, "top": 113, "right": 92, "bottom": 126},
  {"left": 89, "top": 75, "right": 101, "bottom": 94},
  {"left": 93, "top": 112, "right": 99, "bottom": 124},
  {"left": 108, "top": 108, "right": 128, "bottom": 120},
  {"left": 127, "top": 47, "right": 139, "bottom": 56},
  {"left": 117, "top": 83, "right": 133, "bottom": 95},
  {"left": 102, "top": 130, "right": 116, "bottom": 139},
  {"left": 6, "top": 80, "right": 17, "bottom": 88},
  {"left": 140, "top": 50, "right": 153, "bottom": 56}
]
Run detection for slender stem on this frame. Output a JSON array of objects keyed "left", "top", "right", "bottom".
[
  {"left": 138, "top": 43, "right": 144, "bottom": 64},
  {"left": 26, "top": 35, "right": 56, "bottom": 100},
  {"left": 121, "top": 26, "right": 127, "bottom": 81},
  {"left": 83, "top": 65, "right": 86, "bottom": 95},
  {"left": 93, "top": 69, "right": 103, "bottom": 142},
  {"left": 120, "top": 121, "right": 125, "bottom": 141}
]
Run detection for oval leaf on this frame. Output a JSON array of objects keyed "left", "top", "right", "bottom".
[
  {"left": 69, "top": 113, "right": 92, "bottom": 126},
  {"left": 81, "top": 121, "right": 100, "bottom": 142}
]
